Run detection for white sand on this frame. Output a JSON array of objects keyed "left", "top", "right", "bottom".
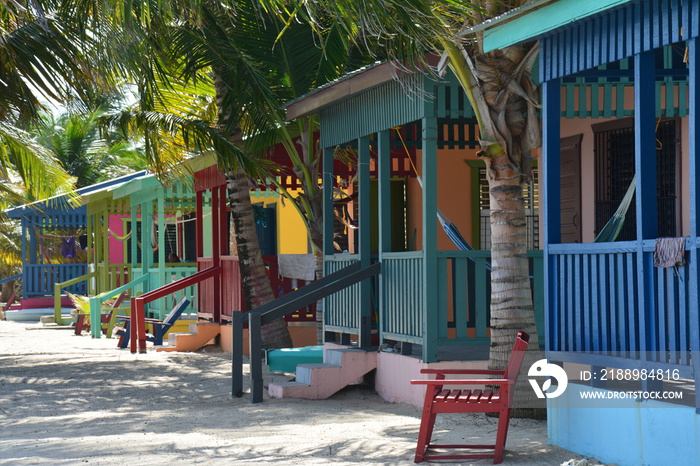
[{"left": 0, "top": 320, "right": 606, "bottom": 465}]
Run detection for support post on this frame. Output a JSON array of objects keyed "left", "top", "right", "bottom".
[
  {"left": 378, "top": 129, "right": 391, "bottom": 347},
  {"left": 249, "top": 311, "right": 263, "bottom": 403},
  {"left": 212, "top": 187, "right": 221, "bottom": 322},
  {"left": 358, "top": 135, "right": 372, "bottom": 348},
  {"left": 634, "top": 50, "right": 658, "bottom": 392},
  {"left": 542, "top": 77, "right": 561, "bottom": 354},
  {"left": 688, "top": 38, "right": 700, "bottom": 413},
  {"left": 231, "top": 311, "right": 246, "bottom": 398},
  {"left": 422, "top": 109, "right": 439, "bottom": 362},
  {"left": 322, "top": 146, "right": 335, "bottom": 342},
  {"left": 157, "top": 191, "right": 166, "bottom": 318}
]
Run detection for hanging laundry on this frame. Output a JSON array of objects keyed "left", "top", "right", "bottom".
[
  {"left": 62, "top": 236, "right": 77, "bottom": 258},
  {"left": 653, "top": 237, "right": 686, "bottom": 268}
]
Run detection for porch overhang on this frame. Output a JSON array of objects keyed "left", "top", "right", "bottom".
[{"left": 474, "top": 0, "right": 635, "bottom": 53}]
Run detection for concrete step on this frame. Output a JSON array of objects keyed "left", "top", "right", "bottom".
[
  {"left": 156, "top": 322, "right": 220, "bottom": 352},
  {"left": 268, "top": 346, "right": 376, "bottom": 400}
]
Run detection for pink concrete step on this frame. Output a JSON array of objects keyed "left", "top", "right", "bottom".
[
  {"left": 156, "top": 322, "right": 220, "bottom": 352},
  {"left": 268, "top": 347, "right": 376, "bottom": 400}
]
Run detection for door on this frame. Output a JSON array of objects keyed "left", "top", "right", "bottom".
[{"left": 560, "top": 134, "right": 582, "bottom": 243}]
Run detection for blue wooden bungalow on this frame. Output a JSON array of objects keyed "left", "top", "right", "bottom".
[
  {"left": 4, "top": 172, "right": 145, "bottom": 311},
  {"left": 478, "top": 0, "right": 700, "bottom": 464}
]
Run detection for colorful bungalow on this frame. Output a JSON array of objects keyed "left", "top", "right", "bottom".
[
  {"left": 251, "top": 60, "right": 547, "bottom": 403},
  {"left": 475, "top": 0, "right": 700, "bottom": 464},
  {"left": 3, "top": 171, "right": 146, "bottom": 320},
  {"left": 78, "top": 154, "right": 318, "bottom": 347}
]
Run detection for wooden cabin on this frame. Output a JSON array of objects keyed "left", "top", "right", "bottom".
[
  {"left": 4, "top": 172, "right": 146, "bottom": 316},
  {"left": 269, "top": 62, "right": 547, "bottom": 404}
]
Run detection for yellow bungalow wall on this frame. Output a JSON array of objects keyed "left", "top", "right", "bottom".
[{"left": 251, "top": 189, "right": 309, "bottom": 254}]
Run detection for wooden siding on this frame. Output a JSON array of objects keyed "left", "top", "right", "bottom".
[
  {"left": 198, "top": 255, "right": 317, "bottom": 322},
  {"left": 540, "top": 0, "right": 698, "bottom": 82}
]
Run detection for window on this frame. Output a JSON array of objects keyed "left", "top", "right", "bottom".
[
  {"left": 593, "top": 118, "right": 679, "bottom": 241},
  {"left": 478, "top": 167, "right": 539, "bottom": 250}
]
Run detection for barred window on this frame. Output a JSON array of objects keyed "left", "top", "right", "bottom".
[
  {"left": 593, "top": 118, "right": 679, "bottom": 241},
  {"left": 479, "top": 167, "right": 539, "bottom": 250}
]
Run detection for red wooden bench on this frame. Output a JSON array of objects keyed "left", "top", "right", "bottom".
[{"left": 410, "top": 331, "right": 530, "bottom": 464}]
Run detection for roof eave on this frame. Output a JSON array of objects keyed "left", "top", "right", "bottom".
[{"left": 283, "top": 61, "right": 400, "bottom": 121}]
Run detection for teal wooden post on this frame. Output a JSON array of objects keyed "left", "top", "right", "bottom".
[
  {"left": 358, "top": 135, "right": 372, "bottom": 348},
  {"left": 422, "top": 105, "right": 439, "bottom": 362},
  {"left": 377, "top": 130, "right": 391, "bottom": 347},
  {"left": 322, "top": 147, "right": 335, "bottom": 257},
  {"left": 21, "top": 217, "right": 27, "bottom": 298},
  {"left": 130, "top": 204, "right": 138, "bottom": 272},
  {"left": 157, "top": 190, "right": 166, "bottom": 318},
  {"left": 688, "top": 38, "right": 700, "bottom": 412},
  {"left": 321, "top": 146, "right": 335, "bottom": 343},
  {"left": 141, "top": 201, "right": 152, "bottom": 307},
  {"left": 542, "top": 77, "right": 561, "bottom": 352}
]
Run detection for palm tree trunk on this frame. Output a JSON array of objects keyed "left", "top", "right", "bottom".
[
  {"left": 213, "top": 69, "right": 292, "bottom": 349},
  {"left": 227, "top": 167, "right": 293, "bottom": 348},
  {"left": 485, "top": 152, "right": 543, "bottom": 418},
  {"left": 467, "top": 41, "right": 544, "bottom": 418}
]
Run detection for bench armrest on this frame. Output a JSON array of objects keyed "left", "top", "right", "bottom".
[
  {"left": 411, "top": 378, "right": 513, "bottom": 386},
  {"left": 419, "top": 369, "right": 505, "bottom": 375},
  {"left": 115, "top": 316, "right": 163, "bottom": 323}
]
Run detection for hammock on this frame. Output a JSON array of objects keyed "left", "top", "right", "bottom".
[{"left": 594, "top": 176, "right": 636, "bottom": 243}]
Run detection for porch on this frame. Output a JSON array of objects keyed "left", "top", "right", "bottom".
[{"left": 480, "top": 0, "right": 700, "bottom": 464}]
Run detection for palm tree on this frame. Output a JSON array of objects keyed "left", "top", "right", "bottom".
[
  {"left": 101, "top": 0, "right": 377, "bottom": 347},
  {"left": 35, "top": 107, "right": 146, "bottom": 188},
  {"left": 267, "top": 0, "right": 543, "bottom": 417}
]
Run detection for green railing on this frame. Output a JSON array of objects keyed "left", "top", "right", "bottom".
[
  {"left": 324, "top": 249, "right": 544, "bottom": 362},
  {"left": 54, "top": 271, "right": 98, "bottom": 325},
  {"left": 88, "top": 273, "right": 151, "bottom": 338},
  {"left": 323, "top": 255, "right": 362, "bottom": 334}
]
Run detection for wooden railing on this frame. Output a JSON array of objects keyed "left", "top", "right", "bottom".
[
  {"left": 324, "top": 255, "right": 362, "bottom": 333},
  {"left": 130, "top": 266, "right": 220, "bottom": 353},
  {"left": 54, "top": 270, "right": 97, "bottom": 325},
  {"left": 324, "top": 250, "right": 544, "bottom": 360},
  {"left": 547, "top": 241, "right": 696, "bottom": 382},
  {"left": 232, "top": 261, "right": 381, "bottom": 403},
  {"left": 28, "top": 263, "right": 87, "bottom": 297},
  {"left": 87, "top": 273, "right": 151, "bottom": 338}
]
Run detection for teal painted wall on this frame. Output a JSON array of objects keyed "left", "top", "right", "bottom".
[{"left": 548, "top": 384, "right": 700, "bottom": 466}]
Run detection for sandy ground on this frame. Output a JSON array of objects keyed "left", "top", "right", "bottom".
[{"left": 0, "top": 319, "right": 606, "bottom": 465}]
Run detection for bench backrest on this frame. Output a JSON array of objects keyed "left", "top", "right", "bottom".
[
  {"left": 162, "top": 296, "right": 191, "bottom": 326},
  {"left": 502, "top": 331, "right": 530, "bottom": 399}
]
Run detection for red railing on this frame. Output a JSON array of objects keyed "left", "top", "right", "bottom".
[
  {"left": 198, "top": 255, "right": 316, "bottom": 323},
  {"left": 130, "top": 266, "right": 220, "bottom": 353}
]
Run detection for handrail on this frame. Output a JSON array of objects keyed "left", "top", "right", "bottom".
[
  {"left": 0, "top": 273, "right": 22, "bottom": 286},
  {"left": 54, "top": 270, "right": 98, "bottom": 325},
  {"left": 88, "top": 273, "right": 151, "bottom": 338},
  {"left": 130, "top": 266, "right": 220, "bottom": 353},
  {"left": 232, "top": 261, "right": 381, "bottom": 402}
]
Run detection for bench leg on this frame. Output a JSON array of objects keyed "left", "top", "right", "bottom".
[
  {"left": 117, "top": 322, "right": 131, "bottom": 349},
  {"left": 415, "top": 390, "right": 438, "bottom": 463},
  {"left": 493, "top": 407, "right": 511, "bottom": 464}
]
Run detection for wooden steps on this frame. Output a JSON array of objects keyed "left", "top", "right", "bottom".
[
  {"left": 156, "top": 322, "right": 220, "bottom": 352},
  {"left": 268, "top": 346, "right": 376, "bottom": 400}
]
